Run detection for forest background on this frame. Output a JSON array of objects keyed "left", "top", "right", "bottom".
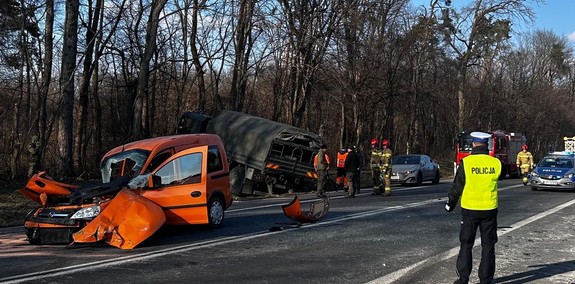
[{"left": 1, "top": 0, "right": 574, "bottom": 184}]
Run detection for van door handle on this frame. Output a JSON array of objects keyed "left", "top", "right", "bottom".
[{"left": 191, "top": 191, "right": 202, "bottom": 198}]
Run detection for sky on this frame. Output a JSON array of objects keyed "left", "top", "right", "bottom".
[
  {"left": 527, "top": 0, "right": 575, "bottom": 43},
  {"left": 411, "top": 0, "right": 575, "bottom": 45}
]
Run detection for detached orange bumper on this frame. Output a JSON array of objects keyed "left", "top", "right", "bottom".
[
  {"left": 73, "top": 189, "right": 166, "bottom": 249},
  {"left": 281, "top": 195, "right": 330, "bottom": 223}
]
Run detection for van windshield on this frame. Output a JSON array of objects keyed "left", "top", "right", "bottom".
[{"left": 101, "top": 150, "right": 150, "bottom": 183}]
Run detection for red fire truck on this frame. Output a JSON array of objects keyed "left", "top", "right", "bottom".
[{"left": 454, "top": 130, "right": 527, "bottom": 178}]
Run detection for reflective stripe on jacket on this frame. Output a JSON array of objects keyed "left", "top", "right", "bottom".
[{"left": 461, "top": 154, "right": 501, "bottom": 210}]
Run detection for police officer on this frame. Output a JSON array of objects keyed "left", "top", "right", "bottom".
[
  {"left": 516, "top": 144, "right": 533, "bottom": 185},
  {"left": 380, "top": 139, "right": 393, "bottom": 196},
  {"left": 369, "top": 138, "right": 383, "bottom": 195},
  {"left": 445, "top": 131, "right": 502, "bottom": 284},
  {"left": 314, "top": 144, "right": 331, "bottom": 198}
]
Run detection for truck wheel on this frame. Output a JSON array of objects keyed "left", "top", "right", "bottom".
[
  {"left": 208, "top": 196, "right": 225, "bottom": 227},
  {"left": 229, "top": 166, "right": 245, "bottom": 196}
]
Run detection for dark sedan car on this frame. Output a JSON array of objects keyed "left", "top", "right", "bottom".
[{"left": 390, "top": 154, "right": 440, "bottom": 185}]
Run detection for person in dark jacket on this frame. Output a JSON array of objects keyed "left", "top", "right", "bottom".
[
  {"left": 445, "top": 131, "right": 502, "bottom": 284},
  {"left": 344, "top": 146, "right": 360, "bottom": 197}
]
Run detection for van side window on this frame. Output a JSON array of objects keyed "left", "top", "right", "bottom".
[
  {"left": 155, "top": 152, "right": 203, "bottom": 185},
  {"left": 208, "top": 145, "right": 223, "bottom": 173}
]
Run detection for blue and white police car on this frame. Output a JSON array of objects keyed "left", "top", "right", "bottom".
[{"left": 529, "top": 152, "right": 575, "bottom": 191}]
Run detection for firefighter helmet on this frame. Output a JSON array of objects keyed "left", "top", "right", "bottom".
[
  {"left": 382, "top": 139, "right": 390, "bottom": 146},
  {"left": 370, "top": 138, "right": 378, "bottom": 146},
  {"left": 522, "top": 144, "right": 528, "bottom": 150}
]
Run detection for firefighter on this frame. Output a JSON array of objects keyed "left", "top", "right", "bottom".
[
  {"left": 380, "top": 139, "right": 393, "bottom": 196},
  {"left": 370, "top": 138, "right": 383, "bottom": 195},
  {"left": 445, "top": 131, "right": 502, "bottom": 284},
  {"left": 336, "top": 147, "right": 349, "bottom": 191},
  {"left": 516, "top": 144, "right": 534, "bottom": 185},
  {"left": 313, "top": 144, "right": 331, "bottom": 198}
]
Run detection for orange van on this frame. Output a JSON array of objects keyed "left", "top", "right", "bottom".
[{"left": 19, "top": 134, "right": 232, "bottom": 249}]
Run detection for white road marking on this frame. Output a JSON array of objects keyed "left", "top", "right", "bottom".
[
  {"left": 227, "top": 184, "right": 444, "bottom": 213},
  {"left": 366, "top": 186, "right": 575, "bottom": 284},
  {"left": 0, "top": 183, "right": 524, "bottom": 283}
]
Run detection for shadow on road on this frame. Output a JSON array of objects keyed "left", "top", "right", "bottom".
[{"left": 495, "top": 259, "right": 575, "bottom": 283}]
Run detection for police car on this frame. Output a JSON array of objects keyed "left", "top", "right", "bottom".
[{"left": 529, "top": 152, "right": 575, "bottom": 191}]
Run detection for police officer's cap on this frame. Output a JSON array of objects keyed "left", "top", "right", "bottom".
[{"left": 470, "top": 131, "right": 490, "bottom": 143}]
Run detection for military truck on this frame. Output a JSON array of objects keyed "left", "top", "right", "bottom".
[{"left": 178, "top": 110, "right": 324, "bottom": 196}]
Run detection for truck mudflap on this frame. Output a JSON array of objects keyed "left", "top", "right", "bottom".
[
  {"left": 72, "top": 189, "right": 166, "bottom": 249},
  {"left": 281, "top": 195, "right": 330, "bottom": 223},
  {"left": 18, "top": 171, "right": 78, "bottom": 206}
]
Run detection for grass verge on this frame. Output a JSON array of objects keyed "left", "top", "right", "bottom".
[{"left": 0, "top": 184, "right": 36, "bottom": 228}]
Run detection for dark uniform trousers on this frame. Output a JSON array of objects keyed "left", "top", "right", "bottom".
[
  {"left": 456, "top": 214, "right": 498, "bottom": 284},
  {"left": 317, "top": 169, "right": 327, "bottom": 194}
]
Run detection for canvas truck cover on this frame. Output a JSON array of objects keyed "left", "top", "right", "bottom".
[{"left": 205, "top": 111, "right": 322, "bottom": 171}]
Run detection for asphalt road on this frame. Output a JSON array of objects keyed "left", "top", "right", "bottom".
[{"left": 2, "top": 179, "right": 575, "bottom": 284}]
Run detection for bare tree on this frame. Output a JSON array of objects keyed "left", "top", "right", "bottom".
[
  {"left": 57, "top": 0, "right": 80, "bottom": 178},
  {"left": 230, "top": 0, "right": 256, "bottom": 112},
  {"left": 279, "top": 0, "right": 342, "bottom": 127},
  {"left": 74, "top": 0, "right": 104, "bottom": 172},
  {"left": 36, "top": 0, "right": 54, "bottom": 171},
  {"left": 133, "top": 0, "right": 168, "bottom": 140},
  {"left": 437, "top": 0, "right": 535, "bottom": 131},
  {"left": 189, "top": 0, "right": 207, "bottom": 111}
]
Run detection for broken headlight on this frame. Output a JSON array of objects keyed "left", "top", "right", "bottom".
[{"left": 70, "top": 205, "right": 101, "bottom": 219}]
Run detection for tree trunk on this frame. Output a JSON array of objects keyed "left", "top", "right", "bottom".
[
  {"left": 74, "top": 0, "right": 102, "bottom": 171},
  {"left": 133, "top": 0, "right": 167, "bottom": 140},
  {"left": 190, "top": 0, "right": 206, "bottom": 111},
  {"left": 37, "top": 0, "right": 54, "bottom": 170},
  {"left": 339, "top": 99, "right": 345, "bottom": 149},
  {"left": 58, "top": 0, "right": 79, "bottom": 178},
  {"left": 231, "top": 0, "right": 255, "bottom": 112},
  {"left": 175, "top": 0, "right": 190, "bottom": 119}
]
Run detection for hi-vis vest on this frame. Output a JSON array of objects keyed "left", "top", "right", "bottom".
[
  {"left": 337, "top": 152, "right": 348, "bottom": 168},
  {"left": 461, "top": 154, "right": 502, "bottom": 210}
]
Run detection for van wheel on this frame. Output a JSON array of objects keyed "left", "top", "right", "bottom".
[
  {"left": 208, "top": 196, "right": 225, "bottom": 227},
  {"left": 229, "top": 166, "right": 245, "bottom": 196}
]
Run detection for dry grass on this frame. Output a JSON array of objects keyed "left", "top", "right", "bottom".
[{"left": 0, "top": 184, "right": 37, "bottom": 228}]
